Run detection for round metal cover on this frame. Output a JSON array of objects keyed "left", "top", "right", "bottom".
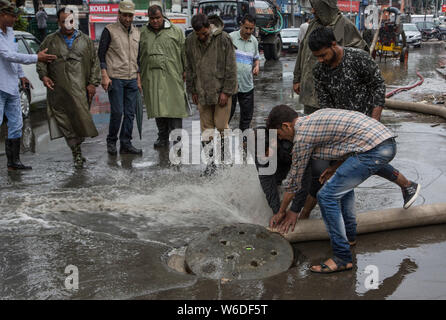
[{"left": 185, "top": 223, "right": 294, "bottom": 280}]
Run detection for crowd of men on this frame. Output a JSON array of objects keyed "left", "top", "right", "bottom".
[{"left": 1, "top": 0, "right": 421, "bottom": 274}]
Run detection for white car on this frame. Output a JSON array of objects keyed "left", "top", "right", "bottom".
[
  {"left": 280, "top": 27, "right": 300, "bottom": 52},
  {"left": 402, "top": 23, "right": 422, "bottom": 48},
  {"left": 14, "top": 30, "right": 47, "bottom": 118}
]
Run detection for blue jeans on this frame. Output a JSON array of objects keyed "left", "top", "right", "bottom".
[
  {"left": 317, "top": 138, "right": 397, "bottom": 264},
  {"left": 106, "top": 78, "right": 138, "bottom": 148},
  {"left": 0, "top": 90, "right": 22, "bottom": 139}
]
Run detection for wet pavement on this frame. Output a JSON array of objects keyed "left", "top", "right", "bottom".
[{"left": 1, "top": 41, "right": 446, "bottom": 300}]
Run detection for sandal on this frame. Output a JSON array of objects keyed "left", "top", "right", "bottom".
[{"left": 310, "top": 258, "right": 353, "bottom": 274}]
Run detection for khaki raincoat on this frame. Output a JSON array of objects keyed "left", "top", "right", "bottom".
[
  {"left": 139, "top": 20, "right": 189, "bottom": 119},
  {"left": 37, "top": 30, "right": 100, "bottom": 140},
  {"left": 185, "top": 16, "right": 237, "bottom": 106},
  {"left": 293, "top": 0, "right": 368, "bottom": 109}
]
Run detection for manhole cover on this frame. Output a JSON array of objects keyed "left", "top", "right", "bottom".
[{"left": 184, "top": 223, "right": 293, "bottom": 280}]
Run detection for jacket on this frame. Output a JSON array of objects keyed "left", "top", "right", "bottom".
[
  {"left": 139, "top": 20, "right": 189, "bottom": 118},
  {"left": 185, "top": 16, "right": 237, "bottom": 106}
]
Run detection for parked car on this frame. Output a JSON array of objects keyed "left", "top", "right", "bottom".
[
  {"left": 280, "top": 27, "right": 300, "bottom": 53},
  {"left": 14, "top": 30, "right": 47, "bottom": 118},
  {"left": 402, "top": 23, "right": 422, "bottom": 47},
  {"left": 415, "top": 21, "right": 446, "bottom": 41}
]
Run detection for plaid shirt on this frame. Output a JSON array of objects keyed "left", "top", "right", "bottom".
[{"left": 284, "top": 109, "right": 396, "bottom": 193}]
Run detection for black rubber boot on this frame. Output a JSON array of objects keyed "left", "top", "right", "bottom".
[
  {"left": 154, "top": 118, "right": 169, "bottom": 148},
  {"left": 5, "top": 139, "right": 14, "bottom": 168},
  {"left": 7, "top": 138, "right": 32, "bottom": 170}
]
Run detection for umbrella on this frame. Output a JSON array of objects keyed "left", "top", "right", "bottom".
[{"left": 135, "top": 91, "right": 144, "bottom": 140}]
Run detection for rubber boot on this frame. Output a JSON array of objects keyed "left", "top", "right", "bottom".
[
  {"left": 154, "top": 118, "right": 169, "bottom": 148},
  {"left": 5, "top": 139, "right": 14, "bottom": 169},
  {"left": 70, "top": 144, "right": 84, "bottom": 169},
  {"left": 7, "top": 138, "right": 32, "bottom": 170}
]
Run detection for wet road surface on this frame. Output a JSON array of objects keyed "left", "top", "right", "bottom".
[{"left": 1, "top": 41, "right": 446, "bottom": 299}]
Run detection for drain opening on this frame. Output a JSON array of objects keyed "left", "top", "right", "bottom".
[
  {"left": 220, "top": 240, "right": 228, "bottom": 245},
  {"left": 251, "top": 260, "right": 259, "bottom": 267}
]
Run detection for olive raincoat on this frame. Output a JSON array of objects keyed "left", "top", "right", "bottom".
[
  {"left": 139, "top": 20, "right": 189, "bottom": 119},
  {"left": 185, "top": 15, "right": 237, "bottom": 106},
  {"left": 293, "top": 0, "right": 368, "bottom": 109},
  {"left": 37, "top": 30, "right": 100, "bottom": 140}
]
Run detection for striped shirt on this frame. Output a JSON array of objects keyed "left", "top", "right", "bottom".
[
  {"left": 229, "top": 30, "right": 259, "bottom": 93},
  {"left": 284, "top": 108, "right": 396, "bottom": 193}
]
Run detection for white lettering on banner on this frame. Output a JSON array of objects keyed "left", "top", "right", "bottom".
[{"left": 89, "top": 4, "right": 120, "bottom": 14}]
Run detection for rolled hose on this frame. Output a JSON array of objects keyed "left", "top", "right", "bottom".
[
  {"left": 260, "top": 10, "right": 284, "bottom": 34},
  {"left": 385, "top": 99, "right": 446, "bottom": 119},
  {"left": 271, "top": 203, "right": 446, "bottom": 243}
]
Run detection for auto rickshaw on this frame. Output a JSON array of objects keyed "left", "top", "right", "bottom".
[{"left": 372, "top": 7, "right": 408, "bottom": 63}]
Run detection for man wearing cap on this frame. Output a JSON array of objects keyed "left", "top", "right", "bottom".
[
  {"left": 98, "top": 0, "right": 142, "bottom": 156},
  {"left": 0, "top": 0, "right": 56, "bottom": 170}
]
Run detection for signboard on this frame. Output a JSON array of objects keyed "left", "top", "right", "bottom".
[
  {"left": 442, "top": 5, "right": 446, "bottom": 13},
  {"left": 337, "top": 1, "right": 360, "bottom": 12},
  {"left": 89, "top": 4, "right": 120, "bottom": 14}
]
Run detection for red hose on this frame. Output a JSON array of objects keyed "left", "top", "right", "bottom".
[{"left": 386, "top": 71, "right": 424, "bottom": 98}]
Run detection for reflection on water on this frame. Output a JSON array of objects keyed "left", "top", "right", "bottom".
[{"left": 1, "top": 48, "right": 446, "bottom": 299}]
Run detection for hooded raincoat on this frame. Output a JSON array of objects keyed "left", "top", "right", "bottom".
[
  {"left": 185, "top": 16, "right": 237, "bottom": 106},
  {"left": 139, "top": 20, "right": 189, "bottom": 119},
  {"left": 293, "top": 0, "right": 368, "bottom": 109},
  {"left": 37, "top": 30, "right": 100, "bottom": 140}
]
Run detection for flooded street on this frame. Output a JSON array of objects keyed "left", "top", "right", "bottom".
[{"left": 1, "top": 41, "right": 446, "bottom": 300}]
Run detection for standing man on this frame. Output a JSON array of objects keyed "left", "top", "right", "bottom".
[
  {"left": 98, "top": 0, "right": 142, "bottom": 155},
  {"left": 139, "top": 5, "right": 188, "bottom": 149},
  {"left": 35, "top": 6, "right": 47, "bottom": 42},
  {"left": 228, "top": 14, "right": 259, "bottom": 132},
  {"left": 267, "top": 105, "right": 403, "bottom": 273},
  {"left": 293, "top": 0, "right": 367, "bottom": 115},
  {"left": 0, "top": 0, "right": 56, "bottom": 170},
  {"left": 185, "top": 13, "right": 237, "bottom": 168},
  {"left": 37, "top": 7, "right": 100, "bottom": 169}
]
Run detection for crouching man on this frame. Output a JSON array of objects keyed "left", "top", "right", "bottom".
[{"left": 267, "top": 105, "right": 406, "bottom": 274}]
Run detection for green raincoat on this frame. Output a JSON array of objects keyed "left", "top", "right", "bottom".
[
  {"left": 139, "top": 20, "right": 189, "bottom": 119},
  {"left": 293, "top": 0, "right": 368, "bottom": 109},
  {"left": 37, "top": 30, "right": 100, "bottom": 140}
]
